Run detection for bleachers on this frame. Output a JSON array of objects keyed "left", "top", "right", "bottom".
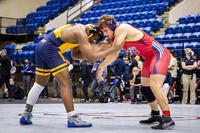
[
  {"left": 165, "top": 23, "right": 200, "bottom": 34},
  {"left": 155, "top": 13, "right": 200, "bottom": 56},
  {"left": 9, "top": 43, "right": 37, "bottom": 64},
  {"left": 3, "top": 44, "right": 16, "bottom": 56},
  {"left": 6, "top": 28, "right": 63, "bottom": 64},
  {"left": 71, "top": 0, "right": 175, "bottom": 34},
  {"left": 5, "top": 0, "right": 177, "bottom": 63},
  {"left": 101, "top": 0, "right": 176, "bottom": 5},
  {"left": 6, "top": 0, "right": 78, "bottom": 34},
  {"left": 91, "top": 2, "right": 169, "bottom": 14},
  {"left": 178, "top": 14, "right": 200, "bottom": 24},
  {"left": 6, "top": 0, "right": 173, "bottom": 34}
]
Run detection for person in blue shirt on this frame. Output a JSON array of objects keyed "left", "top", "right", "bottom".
[{"left": 21, "top": 59, "right": 34, "bottom": 95}]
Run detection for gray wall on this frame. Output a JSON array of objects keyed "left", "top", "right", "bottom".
[
  {"left": 0, "top": 0, "right": 48, "bottom": 18},
  {"left": 169, "top": 0, "right": 200, "bottom": 24}
]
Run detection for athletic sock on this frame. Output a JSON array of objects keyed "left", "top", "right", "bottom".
[
  {"left": 67, "top": 111, "right": 76, "bottom": 117},
  {"left": 163, "top": 110, "right": 170, "bottom": 116},
  {"left": 25, "top": 104, "right": 33, "bottom": 113},
  {"left": 151, "top": 110, "right": 160, "bottom": 116}
]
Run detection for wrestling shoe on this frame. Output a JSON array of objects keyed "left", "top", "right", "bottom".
[
  {"left": 139, "top": 114, "right": 161, "bottom": 124},
  {"left": 20, "top": 112, "right": 33, "bottom": 125},
  {"left": 151, "top": 115, "right": 175, "bottom": 129},
  {"left": 67, "top": 114, "right": 92, "bottom": 128}
]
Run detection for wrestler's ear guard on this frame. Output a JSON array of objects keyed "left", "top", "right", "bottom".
[
  {"left": 107, "top": 20, "right": 116, "bottom": 31},
  {"left": 99, "top": 17, "right": 116, "bottom": 31}
]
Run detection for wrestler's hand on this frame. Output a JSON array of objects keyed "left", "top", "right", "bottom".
[{"left": 96, "top": 67, "right": 104, "bottom": 82}]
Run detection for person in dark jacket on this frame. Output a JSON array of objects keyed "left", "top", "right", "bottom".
[
  {"left": 0, "top": 49, "right": 11, "bottom": 98},
  {"left": 79, "top": 60, "right": 94, "bottom": 102},
  {"left": 110, "top": 56, "right": 127, "bottom": 102},
  {"left": 110, "top": 56, "right": 126, "bottom": 76}
]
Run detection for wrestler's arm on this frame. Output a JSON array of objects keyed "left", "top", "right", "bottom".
[
  {"left": 71, "top": 47, "right": 86, "bottom": 60},
  {"left": 74, "top": 25, "right": 117, "bottom": 61},
  {"left": 98, "top": 26, "right": 127, "bottom": 71},
  {"left": 97, "top": 41, "right": 112, "bottom": 51},
  {"left": 71, "top": 41, "right": 111, "bottom": 60},
  {"left": 60, "top": 24, "right": 116, "bottom": 61}
]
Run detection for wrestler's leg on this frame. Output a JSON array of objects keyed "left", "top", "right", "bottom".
[
  {"left": 150, "top": 74, "right": 169, "bottom": 113},
  {"left": 139, "top": 59, "right": 161, "bottom": 124},
  {"left": 20, "top": 75, "right": 49, "bottom": 125},
  {"left": 139, "top": 77, "right": 161, "bottom": 124},
  {"left": 54, "top": 70, "right": 74, "bottom": 113},
  {"left": 150, "top": 49, "right": 175, "bottom": 129}
]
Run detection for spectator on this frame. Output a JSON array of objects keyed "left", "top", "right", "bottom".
[
  {"left": 10, "top": 60, "right": 17, "bottom": 85},
  {"left": 68, "top": 61, "right": 76, "bottom": 99},
  {"left": 52, "top": 60, "right": 74, "bottom": 98},
  {"left": 162, "top": 71, "right": 171, "bottom": 96},
  {"left": 168, "top": 51, "right": 178, "bottom": 104},
  {"left": 110, "top": 56, "right": 126, "bottom": 76},
  {"left": 128, "top": 55, "right": 138, "bottom": 74},
  {"left": 135, "top": 56, "right": 143, "bottom": 70},
  {"left": 110, "top": 56, "right": 127, "bottom": 102},
  {"left": 181, "top": 48, "right": 198, "bottom": 104},
  {"left": 40, "top": 85, "right": 48, "bottom": 99},
  {"left": 0, "top": 49, "right": 11, "bottom": 98},
  {"left": 91, "top": 60, "right": 108, "bottom": 98},
  {"left": 79, "top": 60, "right": 94, "bottom": 102},
  {"left": 52, "top": 78, "right": 60, "bottom": 98},
  {"left": 129, "top": 67, "right": 142, "bottom": 104},
  {"left": 21, "top": 59, "right": 34, "bottom": 96}
]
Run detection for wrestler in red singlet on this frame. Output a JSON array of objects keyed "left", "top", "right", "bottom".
[
  {"left": 122, "top": 26, "right": 171, "bottom": 77},
  {"left": 98, "top": 14, "right": 175, "bottom": 130}
]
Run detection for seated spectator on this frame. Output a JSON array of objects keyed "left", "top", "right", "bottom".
[
  {"left": 110, "top": 55, "right": 127, "bottom": 102},
  {"left": 135, "top": 56, "right": 143, "bottom": 70},
  {"left": 162, "top": 71, "right": 171, "bottom": 97},
  {"left": 129, "top": 67, "right": 142, "bottom": 104},
  {"left": 168, "top": 51, "right": 178, "bottom": 104},
  {"left": 91, "top": 60, "right": 108, "bottom": 101}
]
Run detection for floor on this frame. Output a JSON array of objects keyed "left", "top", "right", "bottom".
[{"left": 0, "top": 103, "right": 200, "bottom": 133}]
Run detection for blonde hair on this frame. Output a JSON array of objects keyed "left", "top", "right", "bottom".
[
  {"left": 135, "top": 56, "right": 140, "bottom": 61},
  {"left": 98, "top": 14, "right": 116, "bottom": 29}
]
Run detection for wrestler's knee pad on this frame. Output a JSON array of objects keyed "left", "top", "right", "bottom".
[
  {"left": 140, "top": 86, "right": 156, "bottom": 102},
  {"left": 27, "top": 82, "right": 44, "bottom": 105}
]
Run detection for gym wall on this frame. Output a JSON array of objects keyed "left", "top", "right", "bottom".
[
  {"left": 0, "top": 0, "right": 48, "bottom": 18},
  {"left": 169, "top": 0, "right": 200, "bottom": 24}
]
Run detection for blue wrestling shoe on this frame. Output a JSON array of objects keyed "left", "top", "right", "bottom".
[
  {"left": 20, "top": 112, "right": 32, "bottom": 125},
  {"left": 67, "top": 114, "right": 92, "bottom": 128}
]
